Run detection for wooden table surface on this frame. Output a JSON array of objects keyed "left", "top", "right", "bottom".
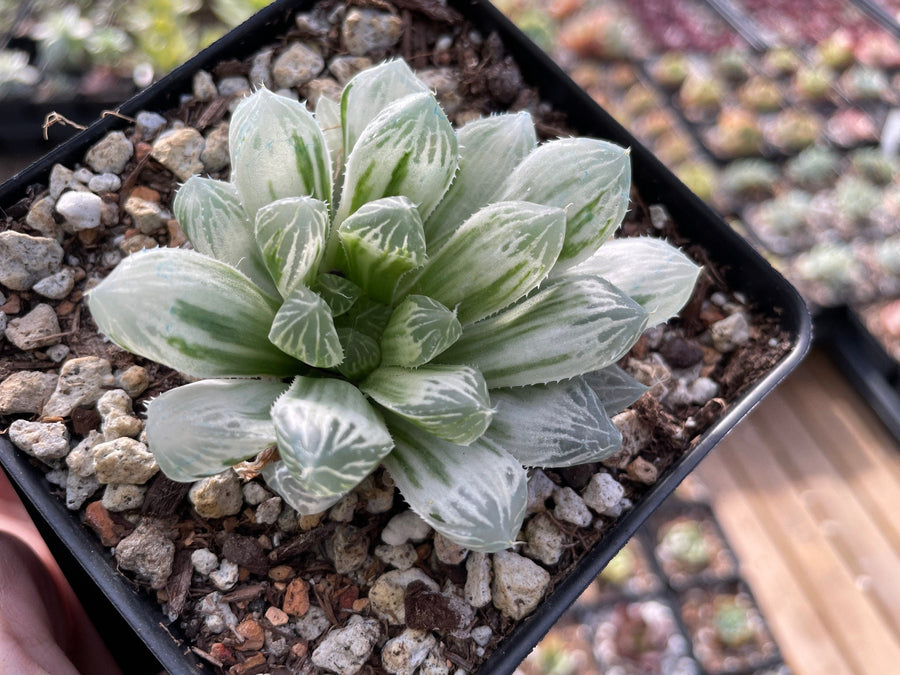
[{"left": 695, "top": 347, "right": 900, "bottom": 675}]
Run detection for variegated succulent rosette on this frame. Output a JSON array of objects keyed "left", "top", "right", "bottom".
[{"left": 88, "top": 60, "right": 700, "bottom": 552}]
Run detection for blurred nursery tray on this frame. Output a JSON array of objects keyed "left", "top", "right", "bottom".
[
  {"left": 648, "top": 502, "right": 740, "bottom": 590},
  {"left": 678, "top": 580, "right": 782, "bottom": 674},
  {"left": 573, "top": 535, "right": 665, "bottom": 606}
]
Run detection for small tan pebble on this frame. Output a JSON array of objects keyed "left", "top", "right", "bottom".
[
  {"left": 56, "top": 301, "right": 76, "bottom": 316},
  {"left": 268, "top": 565, "right": 294, "bottom": 582},
  {"left": 283, "top": 577, "right": 311, "bottom": 617},
  {"left": 351, "top": 598, "right": 369, "bottom": 612},
  {"left": 290, "top": 640, "right": 308, "bottom": 660},
  {"left": 297, "top": 513, "right": 325, "bottom": 530},
  {"left": 626, "top": 457, "right": 659, "bottom": 485},
  {"left": 120, "top": 234, "right": 158, "bottom": 254},
  {"left": 167, "top": 220, "right": 188, "bottom": 247},
  {"left": 115, "top": 365, "right": 150, "bottom": 398},
  {"left": 129, "top": 186, "right": 161, "bottom": 202},
  {"left": 265, "top": 606, "right": 289, "bottom": 626},
  {"left": 234, "top": 618, "right": 265, "bottom": 651}
]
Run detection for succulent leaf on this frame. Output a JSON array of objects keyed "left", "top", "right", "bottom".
[
  {"left": 261, "top": 461, "right": 345, "bottom": 514},
  {"left": 146, "top": 379, "right": 287, "bottom": 482},
  {"left": 582, "top": 365, "right": 648, "bottom": 415},
  {"left": 315, "top": 94, "right": 344, "bottom": 173},
  {"left": 335, "top": 327, "right": 382, "bottom": 381},
  {"left": 361, "top": 365, "right": 493, "bottom": 445},
  {"left": 498, "top": 138, "right": 631, "bottom": 269},
  {"left": 88, "top": 249, "right": 297, "bottom": 378},
  {"left": 485, "top": 378, "right": 622, "bottom": 467},
  {"left": 271, "top": 376, "right": 394, "bottom": 497},
  {"left": 408, "top": 201, "right": 566, "bottom": 324},
  {"left": 229, "top": 88, "right": 332, "bottom": 217},
  {"left": 384, "top": 415, "right": 528, "bottom": 552},
  {"left": 312, "top": 273, "right": 362, "bottom": 317},
  {"left": 424, "top": 112, "right": 537, "bottom": 251},
  {"left": 337, "top": 196, "right": 427, "bottom": 303},
  {"left": 439, "top": 274, "right": 648, "bottom": 387},
  {"left": 339, "top": 296, "right": 393, "bottom": 340},
  {"left": 567, "top": 237, "right": 700, "bottom": 326},
  {"left": 268, "top": 284, "right": 343, "bottom": 368},
  {"left": 334, "top": 91, "right": 458, "bottom": 231},
  {"left": 340, "top": 59, "right": 430, "bottom": 157},
  {"left": 254, "top": 196, "right": 330, "bottom": 297},
  {"left": 173, "top": 176, "right": 277, "bottom": 297},
  {"left": 380, "top": 295, "right": 462, "bottom": 367}
]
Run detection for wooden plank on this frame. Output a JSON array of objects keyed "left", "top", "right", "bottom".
[
  {"left": 697, "top": 450, "right": 856, "bottom": 675},
  {"left": 786, "top": 358, "right": 900, "bottom": 552},
  {"left": 753, "top": 386, "right": 900, "bottom": 634},
  {"left": 711, "top": 416, "right": 900, "bottom": 675}
]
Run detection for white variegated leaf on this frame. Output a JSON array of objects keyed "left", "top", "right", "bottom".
[
  {"left": 316, "top": 94, "right": 344, "bottom": 175},
  {"left": 380, "top": 295, "right": 461, "bottom": 367},
  {"left": 340, "top": 59, "right": 429, "bottom": 157},
  {"left": 146, "top": 379, "right": 287, "bottom": 482},
  {"left": 88, "top": 249, "right": 297, "bottom": 378},
  {"left": 497, "top": 138, "right": 631, "bottom": 270},
  {"left": 255, "top": 197, "right": 329, "bottom": 296},
  {"left": 338, "top": 196, "right": 427, "bottom": 303},
  {"left": 173, "top": 176, "right": 278, "bottom": 297},
  {"left": 268, "top": 285, "right": 343, "bottom": 367},
  {"left": 424, "top": 112, "right": 537, "bottom": 251},
  {"left": 383, "top": 415, "right": 528, "bottom": 552},
  {"left": 407, "top": 201, "right": 565, "bottom": 325},
  {"left": 485, "top": 379, "right": 622, "bottom": 467},
  {"left": 335, "top": 327, "right": 381, "bottom": 381},
  {"left": 438, "top": 274, "right": 648, "bottom": 387},
  {"left": 271, "top": 376, "right": 394, "bottom": 497},
  {"left": 229, "top": 88, "right": 332, "bottom": 217},
  {"left": 334, "top": 92, "right": 457, "bottom": 235},
  {"left": 582, "top": 365, "right": 648, "bottom": 415},
  {"left": 262, "top": 461, "right": 345, "bottom": 515},
  {"left": 312, "top": 273, "right": 361, "bottom": 317},
  {"left": 567, "top": 237, "right": 701, "bottom": 326},
  {"left": 361, "top": 365, "right": 492, "bottom": 445}
]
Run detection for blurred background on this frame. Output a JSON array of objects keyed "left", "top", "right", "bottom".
[{"left": 2, "top": 1, "right": 900, "bottom": 674}]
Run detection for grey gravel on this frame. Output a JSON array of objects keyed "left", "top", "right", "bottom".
[
  {"left": 49, "top": 164, "right": 75, "bottom": 199},
  {"left": 328, "top": 55, "right": 373, "bottom": 84},
  {"left": 197, "top": 591, "right": 239, "bottom": 633},
  {"left": 200, "top": 122, "right": 230, "bottom": 173},
  {"left": 553, "top": 486, "right": 593, "bottom": 527},
  {"left": 192, "top": 70, "right": 217, "bottom": 102},
  {"left": 25, "top": 196, "right": 58, "bottom": 239},
  {"left": 464, "top": 552, "right": 492, "bottom": 609},
  {"left": 526, "top": 468, "right": 555, "bottom": 514},
  {"left": 209, "top": 559, "right": 240, "bottom": 591},
  {"left": 135, "top": 111, "right": 167, "bottom": 139},
  {"left": 188, "top": 470, "right": 244, "bottom": 518},
  {"left": 523, "top": 512, "right": 565, "bottom": 566},
  {"left": 114, "top": 365, "right": 149, "bottom": 398},
  {"left": 88, "top": 173, "right": 122, "bottom": 193},
  {"left": 711, "top": 312, "right": 751, "bottom": 352},
  {"left": 43, "top": 356, "right": 115, "bottom": 417},
  {"left": 45, "top": 344, "right": 71, "bottom": 363},
  {"left": 5, "top": 303, "right": 61, "bottom": 350},
  {"left": 491, "top": 550, "right": 550, "bottom": 621},
  {"left": 294, "top": 605, "right": 331, "bottom": 640},
  {"left": 341, "top": 9, "right": 404, "bottom": 57},
  {"left": 92, "top": 437, "right": 158, "bottom": 484},
  {"left": 375, "top": 543, "right": 418, "bottom": 571},
  {"left": 66, "top": 471, "right": 101, "bottom": 511},
  {"left": 382, "top": 510, "right": 432, "bottom": 546},
  {"left": 217, "top": 76, "right": 251, "bottom": 99},
  {"left": 312, "top": 614, "right": 381, "bottom": 675},
  {"left": 114, "top": 519, "right": 174, "bottom": 589},
  {"left": 191, "top": 548, "right": 219, "bottom": 576},
  {"left": 0, "top": 371, "right": 59, "bottom": 415},
  {"left": 433, "top": 532, "right": 468, "bottom": 565},
  {"left": 582, "top": 472, "right": 625, "bottom": 516},
  {"left": 84, "top": 131, "right": 133, "bottom": 174},
  {"left": 33, "top": 268, "right": 75, "bottom": 299},
  {"left": 249, "top": 48, "right": 274, "bottom": 89},
  {"left": 0, "top": 231, "right": 64, "bottom": 291},
  {"left": 272, "top": 42, "right": 324, "bottom": 89},
  {"left": 102, "top": 483, "right": 147, "bottom": 512}
]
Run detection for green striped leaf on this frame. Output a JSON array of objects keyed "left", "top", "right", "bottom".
[
  {"left": 567, "top": 237, "right": 701, "bottom": 326},
  {"left": 254, "top": 196, "right": 329, "bottom": 297},
  {"left": 173, "top": 176, "right": 277, "bottom": 298},
  {"left": 88, "top": 249, "right": 297, "bottom": 378},
  {"left": 383, "top": 415, "right": 527, "bottom": 552},
  {"left": 380, "top": 295, "right": 461, "bottom": 367},
  {"left": 146, "top": 379, "right": 287, "bottom": 482},
  {"left": 361, "top": 365, "right": 492, "bottom": 445},
  {"left": 438, "top": 274, "right": 648, "bottom": 388},
  {"left": 335, "top": 327, "right": 381, "bottom": 381},
  {"left": 271, "top": 376, "right": 394, "bottom": 497},
  {"left": 338, "top": 196, "right": 427, "bottom": 303},
  {"left": 485, "top": 378, "right": 622, "bottom": 468},
  {"left": 340, "top": 59, "right": 429, "bottom": 157},
  {"left": 261, "top": 461, "right": 345, "bottom": 515},
  {"left": 338, "top": 296, "right": 393, "bottom": 340},
  {"left": 229, "top": 88, "right": 332, "bottom": 218},
  {"left": 312, "top": 273, "right": 361, "bottom": 317},
  {"left": 268, "top": 285, "right": 342, "bottom": 368},
  {"left": 424, "top": 112, "right": 537, "bottom": 251},
  {"left": 497, "top": 138, "right": 631, "bottom": 270},
  {"left": 334, "top": 92, "right": 457, "bottom": 231},
  {"left": 582, "top": 365, "right": 648, "bottom": 415},
  {"left": 408, "top": 201, "right": 565, "bottom": 325}
]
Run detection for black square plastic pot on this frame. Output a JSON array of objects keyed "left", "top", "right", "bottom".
[{"left": 0, "top": 0, "right": 812, "bottom": 672}]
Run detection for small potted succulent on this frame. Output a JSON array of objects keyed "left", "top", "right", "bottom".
[{"left": 0, "top": 0, "right": 809, "bottom": 672}]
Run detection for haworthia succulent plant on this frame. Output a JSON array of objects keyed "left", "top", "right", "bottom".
[{"left": 89, "top": 60, "right": 700, "bottom": 553}]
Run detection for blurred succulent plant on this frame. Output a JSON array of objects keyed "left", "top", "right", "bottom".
[
  {"left": 651, "top": 52, "right": 689, "bottom": 88},
  {"left": 211, "top": 0, "right": 273, "bottom": 28},
  {"left": 792, "top": 64, "right": 834, "bottom": 102},
  {"left": 29, "top": 4, "right": 94, "bottom": 71},
  {"left": 678, "top": 71, "right": 724, "bottom": 112},
  {"left": 659, "top": 520, "right": 710, "bottom": 571},
  {"left": 850, "top": 147, "right": 896, "bottom": 185},
  {"left": 795, "top": 243, "right": 857, "bottom": 294},
  {"left": 816, "top": 29, "right": 856, "bottom": 70},
  {"left": 712, "top": 596, "right": 756, "bottom": 649},
  {"left": 840, "top": 65, "right": 890, "bottom": 101},
  {"left": 0, "top": 50, "right": 40, "bottom": 99},
  {"left": 674, "top": 160, "right": 716, "bottom": 203},
  {"left": 874, "top": 237, "right": 900, "bottom": 276},
  {"left": 89, "top": 61, "right": 700, "bottom": 551},
  {"left": 714, "top": 48, "right": 750, "bottom": 81},
  {"left": 710, "top": 108, "right": 762, "bottom": 158},
  {"left": 721, "top": 159, "right": 778, "bottom": 199},
  {"left": 737, "top": 76, "right": 782, "bottom": 113},
  {"left": 835, "top": 175, "right": 880, "bottom": 224},
  {"left": 753, "top": 190, "right": 812, "bottom": 236},
  {"left": 785, "top": 144, "right": 839, "bottom": 189},
  {"left": 768, "top": 109, "right": 822, "bottom": 152},
  {"left": 761, "top": 47, "right": 801, "bottom": 77}
]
